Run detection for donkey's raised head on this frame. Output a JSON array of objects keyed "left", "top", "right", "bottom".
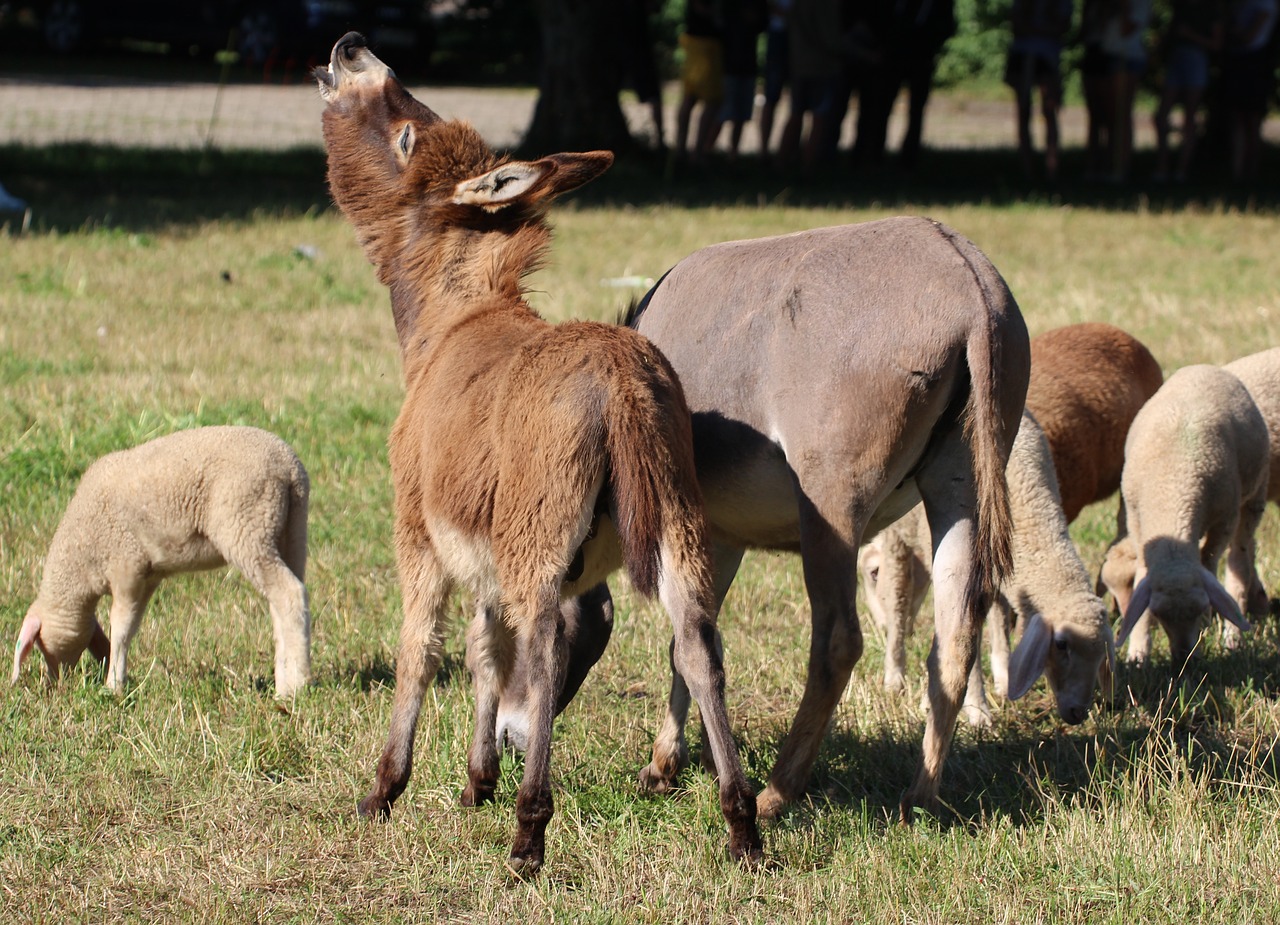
[{"left": 315, "top": 32, "right": 613, "bottom": 284}]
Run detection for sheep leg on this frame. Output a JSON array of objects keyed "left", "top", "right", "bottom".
[
  {"left": 240, "top": 555, "right": 311, "bottom": 698},
  {"left": 906, "top": 491, "right": 983, "bottom": 823},
  {"left": 641, "top": 543, "right": 743, "bottom": 793},
  {"left": 963, "top": 651, "right": 992, "bottom": 727},
  {"left": 1124, "top": 565, "right": 1154, "bottom": 664},
  {"left": 880, "top": 550, "right": 914, "bottom": 695},
  {"left": 1224, "top": 494, "right": 1268, "bottom": 646},
  {"left": 358, "top": 536, "right": 451, "bottom": 820},
  {"left": 463, "top": 601, "right": 515, "bottom": 806},
  {"left": 757, "top": 496, "right": 863, "bottom": 820},
  {"left": 104, "top": 578, "right": 158, "bottom": 693},
  {"left": 506, "top": 588, "right": 568, "bottom": 877},
  {"left": 987, "top": 597, "right": 1012, "bottom": 698},
  {"left": 658, "top": 542, "right": 761, "bottom": 864}
]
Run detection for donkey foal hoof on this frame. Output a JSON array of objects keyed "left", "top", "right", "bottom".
[
  {"left": 638, "top": 764, "right": 679, "bottom": 795},
  {"left": 505, "top": 854, "right": 543, "bottom": 879},
  {"left": 356, "top": 796, "right": 392, "bottom": 821},
  {"left": 754, "top": 787, "right": 788, "bottom": 821}
]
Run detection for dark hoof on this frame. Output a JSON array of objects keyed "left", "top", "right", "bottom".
[
  {"left": 357, "top": 795, "right": 392, "bottom": 820},
  {"left": 729, "top": 844, "right": 768, "bottom": 869},
  {"left": 460, "top": 784, "right": 495, "bottom": 807},
  {"left": 505, "top": 853, "right": 543, "bottom": 879},
  {"left": 899, "top": 791, "right": 939, "bottom": 826}
]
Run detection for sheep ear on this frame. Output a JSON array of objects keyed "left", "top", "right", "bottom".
[
  {"left": 12, "top": 613, "right": 43, "bottom": 683},
  {"left": 1200, "top": 565, "right": 1253, "bottom": 634},
  {"left": 1006, "top": 611, "right": 1050, "bottom": 700},
  {"left": 1116, "top": 577, "right": 1152, "bottom": 646}
]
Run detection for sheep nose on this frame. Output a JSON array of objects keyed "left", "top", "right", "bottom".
[
  {"left": 336, "top": 32, "right": 367, "bottom": 61},
  {"left": 1062, "top": 704, "right": 1087, "bottom": 725}
]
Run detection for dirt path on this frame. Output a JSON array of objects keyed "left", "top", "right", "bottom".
[{"left": 1, "top": 73, "right": 1275, "bottom": 155}]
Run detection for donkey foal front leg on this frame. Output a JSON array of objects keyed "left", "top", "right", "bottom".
[{"left": 358, "top": 543, "right": 449, "bottom": 819}]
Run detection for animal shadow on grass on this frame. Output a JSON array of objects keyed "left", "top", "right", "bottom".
[
  {"left": 335, "top": 650, "right": 468, "bottom": 694},
  {"left": 688, "top": 640, "right": 1280, "bottom": 843}
]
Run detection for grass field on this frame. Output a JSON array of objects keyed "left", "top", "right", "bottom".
[{"left": 3, "top": 143, "right": 1280, "bottom": 923}]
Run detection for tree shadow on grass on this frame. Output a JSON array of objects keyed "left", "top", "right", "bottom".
[{"left": 3, "top": 141, "right": 1278, "bottom": 235}]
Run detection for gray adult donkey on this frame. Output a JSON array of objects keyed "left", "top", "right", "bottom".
[{"left": 496, "top": 217, "right": 1030, "bottom": 822}]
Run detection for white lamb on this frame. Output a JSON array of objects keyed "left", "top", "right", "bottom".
[
  {"left": 12, "top": 425, "right": 312, "bottom": 697},
  {"left": 1102, "top": 365, "right": 1266, "bottom": 668},
  {"left": 860, "top": 410, "right": 1115, "bottom": 725}
]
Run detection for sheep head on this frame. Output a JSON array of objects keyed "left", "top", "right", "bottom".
[
  {"left": 1117, "top": 558, "right": 1252, "bottom": 669},
  {"left": 11, "top": 607, "right": 108, "bottom": 685},
  {"left": 1006, "top": 604, "right": 1115, "bottom": 725}
]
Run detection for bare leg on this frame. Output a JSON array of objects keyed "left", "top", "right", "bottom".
[{"left": 1041, "top": 83, "right": 1061, "bottom": 180}]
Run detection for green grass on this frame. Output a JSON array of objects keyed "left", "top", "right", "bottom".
[{"left": 3, "top": 145, "right": 1280, "bottom": 923}]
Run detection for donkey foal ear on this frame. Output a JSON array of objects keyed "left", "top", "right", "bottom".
[{"left": 452, "top": 162, "right": 552, "bottom": 209}]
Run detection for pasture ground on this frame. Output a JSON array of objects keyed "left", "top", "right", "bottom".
[{"left": 3, "top": 73, "right": 1280, "bottom": 923}]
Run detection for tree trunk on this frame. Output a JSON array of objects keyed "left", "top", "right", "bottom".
[{"left": 522, "top": 0, "right": 635, "bottom": 155}]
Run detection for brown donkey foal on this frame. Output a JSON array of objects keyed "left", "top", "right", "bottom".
[{"left": 315, "top": 33, "right": 760, "bottom": 874}]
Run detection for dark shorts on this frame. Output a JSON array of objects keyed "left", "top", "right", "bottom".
[
  {"left": 1081, "top": 46, "right": 1145, "bottom": 78},
  {"left": 789, "top": 75, "right": 842, "bottom": 116},
  {"left": 1222, "top": 49, "right": 1277, "bottom": 114},
  {"left": 763, "top": 28, "right": 790, "bottom": 104},
  {"left": 1004, "top": 48, "right": 1061, "bottom": 96},
  {"left": 719, "top": 74, "right": 757, "bottom": 123}
]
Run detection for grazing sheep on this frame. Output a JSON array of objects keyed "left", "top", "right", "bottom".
[
  {"left": 861, "top": 411, "right": 1115, "bottom": 725},
  {"left": 862, "top": 322, "right": 1158, "bottom": 711},
  {"left": 1105, "top": 365, "right": 1266, "bottom": 667},
  {"left": 12, "top": 426, "right": 311, "bottom": 697},
  {"left": 1223, "top": 347, "right": 1280, "bottom": 612}
]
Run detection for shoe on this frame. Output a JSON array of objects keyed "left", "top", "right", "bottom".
[{"left": 0, "top": 182, "right": 28, "bottom": 212}]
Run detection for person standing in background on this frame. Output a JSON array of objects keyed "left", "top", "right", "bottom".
[
  {"left": 1221, "top": 0, "right": 1278, "bottom": 181},
  {"left": 1152, "top": 0, "right": 1224, "bottom": 182},
  {"left": 673, "top": 0, "right": 725, "bottom": 167},
  {"left": 757, "top": 0, "right": 793, "bottom": 157},
  {"left": 714, "top": 0, "right": 768, "bottom": 163},
  {"left": 1004, "top": 0, "right": 1074, "bottom": 181},
  {"left": 1098, "top": 0, "right": 1153, "bottom": 183},
  {"left": 617, "top": 0, "right": 668, "bottom": 153}
]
